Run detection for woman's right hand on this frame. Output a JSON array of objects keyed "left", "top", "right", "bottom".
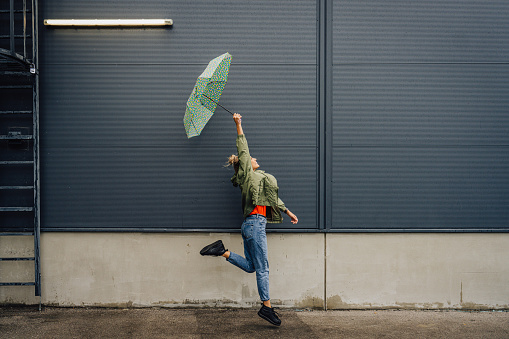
[
  {"left": 233, "top": 113, "right": 242, "bottom": 126},
  {"left": 233, "top": 113, "right": 244, "bottom": 135}
]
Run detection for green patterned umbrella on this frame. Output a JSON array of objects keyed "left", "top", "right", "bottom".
[{"left": 184, "top": 52, "right": 233, "bottom": 138}]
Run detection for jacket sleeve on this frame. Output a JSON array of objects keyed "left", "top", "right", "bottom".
[
  {"left": 277, "top": 197, "right": 286, "bottom": 212},
  {"left": 235, "top": 134, "right": 252, "bottom": 183}
]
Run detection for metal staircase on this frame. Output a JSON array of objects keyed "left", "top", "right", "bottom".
[{"left": 0, "top": 0, "right": 40, "bottom": 302}]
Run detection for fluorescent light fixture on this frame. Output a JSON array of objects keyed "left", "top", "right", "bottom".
[{"left": 44, "top": 19, "right": 173, "bottom": 27}]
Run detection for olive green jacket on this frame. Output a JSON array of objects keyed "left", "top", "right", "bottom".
[{"left": 230, "top": 134, "right": 286, "bottom": 223}]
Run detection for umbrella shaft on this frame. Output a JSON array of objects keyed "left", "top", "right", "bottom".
[{"left": 203, "top": 95, "right": 234, "bottom": 115}]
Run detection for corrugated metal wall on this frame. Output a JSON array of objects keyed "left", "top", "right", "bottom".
[
  {"left": 37, "top": 0, "right": 509, "bottom": 232},
  {"left": 331, "top": 0, "right": 509, "bottom": 231},
  {"left": 39, "top": 0, "right": 318, "bottom": 231}
]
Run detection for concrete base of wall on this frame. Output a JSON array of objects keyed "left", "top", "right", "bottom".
[{"left": 1, "top": 233, "right": 508, "bottom": 309}]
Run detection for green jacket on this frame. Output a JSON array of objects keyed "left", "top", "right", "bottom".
[{"left": 230, "top": 134, "right": 286, "bottom": 223}]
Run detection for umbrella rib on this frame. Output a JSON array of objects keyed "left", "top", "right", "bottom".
[{"left": 190, "top": 117, "right": 200, "bottom": 136}]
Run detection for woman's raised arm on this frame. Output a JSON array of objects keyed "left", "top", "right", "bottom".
[{"left": 233, "top": 113, "right": 243, "bottom": 136}]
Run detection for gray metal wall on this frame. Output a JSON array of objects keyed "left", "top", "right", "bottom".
[
  {"left": 331, "top": 0, "right": 509, "bottom": 231},
  {"left": 39, "top": 0, "right": 318, "bottom": 231},
  {"left": 38, "top": 0, "right": 508, "bottom": 232}
]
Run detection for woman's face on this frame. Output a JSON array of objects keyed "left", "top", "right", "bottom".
[{"left": 251, "top": 157, "right": 260, "bottom": 171}]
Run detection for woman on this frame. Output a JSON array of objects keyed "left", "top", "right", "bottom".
[{"left": 200, "top": 113, "right": 298, "bottom": 326}]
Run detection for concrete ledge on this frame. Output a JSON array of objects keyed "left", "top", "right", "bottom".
[
  {"left": 1, "top": 233, "right": 508, "bottom": 309},
  {"left": 326, "top": 233, "right": 509, "bottom": 310},
  {"left": 39, "top": 233, "right": 325, "bottom": 308}
]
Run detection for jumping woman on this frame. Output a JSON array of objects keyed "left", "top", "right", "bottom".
[{"left": 200, "top": 113, "right": 298, "bottom": 326}]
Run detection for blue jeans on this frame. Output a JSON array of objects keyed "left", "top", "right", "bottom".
[{"left": 227, "top": 214, "right": 270, "bottom": 301}]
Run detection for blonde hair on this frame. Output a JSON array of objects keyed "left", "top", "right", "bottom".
[{"left": 225, "top": 154, "right": 240, "bottom": 173}]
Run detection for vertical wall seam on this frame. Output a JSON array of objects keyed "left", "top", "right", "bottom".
[
  {"left": 318, "top": 0, "right": 332, "bottom": 309},
  {"left": 324, "top": 232, "right": 327, "bottom": 310},
  {"left": 317, "top": 0, "right": 326, "bottom": 231}
]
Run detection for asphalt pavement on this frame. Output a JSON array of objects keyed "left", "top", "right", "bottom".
[{"left": 0, "top": 306, "right": 508, "bottom": 338}]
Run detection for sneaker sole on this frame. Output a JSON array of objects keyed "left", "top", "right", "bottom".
[
  {"left": 258, "top": 311, "right": 281, "bottom": 326},
  {"left": 200, "top": 240, "right": 223, "bottom": 256}
]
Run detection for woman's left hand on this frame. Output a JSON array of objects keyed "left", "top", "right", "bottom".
[{"left": 286, "top": 209, "right": 299, "bottom": 224}]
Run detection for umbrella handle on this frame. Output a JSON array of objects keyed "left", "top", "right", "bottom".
[{"left": 203, "top": 95, "right": 234, "bottom": 115}]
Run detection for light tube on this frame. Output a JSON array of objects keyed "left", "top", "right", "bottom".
[{"left": 44, "top": 19, "right": 173, "bottom": 27}]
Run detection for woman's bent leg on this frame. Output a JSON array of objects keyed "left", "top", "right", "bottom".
[{"left": 227, "top": 251, "right": 255, "bottom": 273}]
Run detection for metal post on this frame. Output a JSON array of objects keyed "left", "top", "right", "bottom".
[
  {"left": 32, "top": 0, "right": 41, "bottom": 301},
  {"left": 23, "top": 0, "right": 27, "bottom": 58},
  {"left": 10, "top": 0, "right": 15, "bottom": 54}
]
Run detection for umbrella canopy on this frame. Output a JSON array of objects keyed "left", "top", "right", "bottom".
[{"left": 184, "top": 52, "right": 232, "bottom": 138}]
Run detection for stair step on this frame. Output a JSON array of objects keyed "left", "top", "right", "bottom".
[
  {"left": 0, "top": 186, "right": 34, "bottom": 190},
  {"left": 0, "top": 71, "right": 33, "bottom": 76},
  {"left": 0, "top": 135, "right": 33, "bottom": 140},
  {"left": 0, "top": 110, "right": 32, "bottom": 114},
  {"left": 0, "top": 232, "right": 34, "bottom": 236},
  {"left": 0, "top": 35, "right": 33, "bottom": 39},
  {"left": 0, "top": 282, "right": 36, "bottom": 286},
  {"left": 0, "top": 85, "right": 32, "bottom": 89},
  {"left": 0, "top": 207, "right": 34, "bottom": 212},
  {"left": 0, "top": 161, "right": 34, "bottom": 165},
  {"left": 0, "top": 257, "right": 35, "bottom": 261},
  {"left": 0, "top": 10, "right": 33, "bottom": 14}
]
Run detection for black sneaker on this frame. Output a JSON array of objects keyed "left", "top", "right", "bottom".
[
  {"left": 199, "top": 240, "right": 227, "bottom": 256},
  {"left": 258, "top": 304, "right": 281, "bottom": 326}
]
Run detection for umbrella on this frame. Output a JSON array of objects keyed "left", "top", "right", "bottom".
[{"left": 184, "top": 52, "right": 233, "bottom": 138}]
